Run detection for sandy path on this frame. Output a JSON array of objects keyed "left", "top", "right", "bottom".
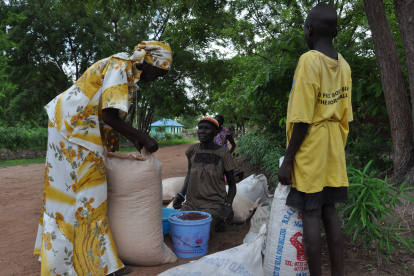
[{"left": 0, "top": 142, "right": 250, "bottom": 276}]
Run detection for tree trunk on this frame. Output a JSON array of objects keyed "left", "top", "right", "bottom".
[
  {"left": 127, "top": 104, "right": 136, "bottom": 126},
  {"left": 364, "top": 0, "right": 414, "bottom": 185},
  {"left": 112, "top": 16, "right": 120, "bottom": 45},
  {"left": 394, "top": 0, "right": 414, "bottom": 125}
]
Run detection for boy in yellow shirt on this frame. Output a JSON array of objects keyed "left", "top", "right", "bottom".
[{"left": 278, "top": 4, "right": 352, "bottom": 276}]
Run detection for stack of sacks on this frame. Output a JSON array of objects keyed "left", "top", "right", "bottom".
[
  {"left": 226, "top": 174, "right": 272, "bottom": 203},
  {"left": 105, "top": 150, "right": 177, "bottom": 266},
  {"left": 243, "top": 201, "right": 272, "bottom": 254}
]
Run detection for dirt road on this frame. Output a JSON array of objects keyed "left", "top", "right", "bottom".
[{"left": 0, "top": 142, "right": 250, "bottom": 276}]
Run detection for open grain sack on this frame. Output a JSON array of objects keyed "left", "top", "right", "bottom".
[
  {"left": 162, "top": 177, "right": 185, "bottom": 203},
  {"left": 227, "top": 174, "right": 272, "bottom": 203},
  {"left": 232, "top": 194, "right": 260, "bottom": 224},
  {"left": 243, "top": 201, "right": 272, "bottom": 255},
  {"left": 158, "top": 224, "right": 267, "bottom": 276},
  {"left": 105, "top": 149, "right": 178, "bottom": 266}
]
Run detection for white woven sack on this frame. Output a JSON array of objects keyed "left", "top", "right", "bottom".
[
  {"left": 158, "top": 224, "right": 267, "bottom": 276},
  {"left": 162, "top": 177, "right": 185, "bottom": 203},
  {"left": 263, "top": 183, "right": 309, "bottom": 276},
  {"left": 227, "top": 174, "right": 272, "bottom": 203},
  {"left": 243, "top": 201, "right": 272, "bottom": 243},
  {"left": 105, "top": 150, "right": 178, "bottom": 266}
]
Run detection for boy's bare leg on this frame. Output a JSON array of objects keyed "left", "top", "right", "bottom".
[
  {"left": 302, "top": 208, "right": 322, "bottom": 276},
  {"left": 322, "top": 203, "right": 344, "bottom": 276}
]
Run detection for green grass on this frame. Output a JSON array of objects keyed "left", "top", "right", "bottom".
[
  {"left": 118, "top": 137, "right": 198, "bottom": 152},
  {"left": 0, "top": 138, "right": 198, "bottom": 167},
  {"left": 0, "top": 157, "right": 47, "bottom": 167}
]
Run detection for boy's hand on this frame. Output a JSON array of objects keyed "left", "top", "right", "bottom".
[{"left": 278, "top": 161, "right": 293, "bottom": 185}]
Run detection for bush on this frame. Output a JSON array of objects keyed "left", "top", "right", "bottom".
[
  {"left": 173, "top": 133, "right": 184, "bottom": 140},
  {"left": 346, "top": 122, "right": 392, "bottom": 173},
  {"left": 238, "top": 131, "right": 286, "bottom": 182},
  {"left": 150, "top": 132, "right": 165, "bottom": 141},
  {"left": 164, "top": 132, "right": 173, "bottom": 141},
  {"left": 0, "top": 126, "right": 48, "bottom": 151},
  {"left": 337, "top": 161, "right": 414, "bottom": 263}
]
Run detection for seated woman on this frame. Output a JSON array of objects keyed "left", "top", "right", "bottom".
[{"left": 173, "top": 117, "right": 236, "bottom": 232}]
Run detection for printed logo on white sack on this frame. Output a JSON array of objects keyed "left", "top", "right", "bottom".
[{"left": 263, "top": 183, "right": 309, "bottom": 276}]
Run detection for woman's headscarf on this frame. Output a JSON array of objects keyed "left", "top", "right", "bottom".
[
  {"left": 198, "top": 117, "right": 219, "bottom": 129},
  {"left": 130, "top": 41, "right": 173, "bottom": 70}
]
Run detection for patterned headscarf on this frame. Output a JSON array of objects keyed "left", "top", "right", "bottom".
[
  {"left": 130, "top": 41, "right": 173, "bottom": 70},
  {"left": 198, "top": 117, "right": 219, "bottom": 129}
]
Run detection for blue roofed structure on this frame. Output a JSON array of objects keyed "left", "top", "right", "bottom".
[{"left": 150, "top": 118, "right": 184, "bottom": 133}]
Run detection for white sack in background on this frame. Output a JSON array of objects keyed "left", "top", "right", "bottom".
[
  {"left": 162, "top": 177, "right": 185, "bottom": 203},
  {"left": 227, "top": 174, "right": 272, "bottom": 203}
]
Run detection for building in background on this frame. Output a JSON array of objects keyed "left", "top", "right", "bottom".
[{"left": 150, "top": 119, "right": 184, "bottom": 134}]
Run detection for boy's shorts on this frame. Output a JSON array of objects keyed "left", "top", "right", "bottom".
[{"left": 286, "top": 186, "right": 347, "bottom": 211}]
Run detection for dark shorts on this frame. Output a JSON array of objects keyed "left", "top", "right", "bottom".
[{"left": 286, "top": 186, "right": 348, "bottom": 211}]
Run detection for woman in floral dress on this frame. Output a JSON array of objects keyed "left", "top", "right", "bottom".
[
  {"left": 34, "top": 41, "right": 172, "bottom": 276},
  {"left": 214, "top": 114, "right": 236, "bottom": 154}
]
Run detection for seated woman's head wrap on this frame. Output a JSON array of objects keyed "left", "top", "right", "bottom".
[
  {"left": 130, "top": 41, "right": 173, "bottom": 70},
  {"left": 198, "top": 117, "right": 219, "bottom": 129}
]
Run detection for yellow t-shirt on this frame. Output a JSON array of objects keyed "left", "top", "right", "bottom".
[{"left": 286, "top": 50, "right": 353, "bottom": 193}]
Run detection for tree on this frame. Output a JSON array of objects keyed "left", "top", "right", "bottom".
[
  {"left": 0, "top": 11, "right": 25, "bottom": 117},
  {"left": 363, "top": 0, "right": 414, "bottom": 186},
  {"left": 394, "top": 0, "right": 414, "bottom": 125}
]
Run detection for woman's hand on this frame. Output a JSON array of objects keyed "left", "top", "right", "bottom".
[
  {"left": 173, "top": 194, "right": 185, "bottom": 210},
  {"left": 143, "top": 136, "right": 158, "bottom": 153},
  {"left": 223, "top": 205, "right": 234, "bottom": 224},
  {"left": 133, "top": 135, "right": 158, "bottom": 153}
]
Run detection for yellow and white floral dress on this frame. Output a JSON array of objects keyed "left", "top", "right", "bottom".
[{"left": 34, "top": 53, "right": 136, "bottom": 276}]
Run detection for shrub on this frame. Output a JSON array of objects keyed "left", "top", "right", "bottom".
[
  {"left": 150, "top": 132, "right": 165, "bottom": 141},
  {"left": 346, "top": 122, "right": 392, "bottom": 173},
  {"left": 238, "top": 131, "right": 286, "bottom": 182},
  {"left": 0, "top": 126, "right": 48, "bottom": 151},
  {"left": 337, "top": 161, "right": 414, "bottom": 263},
  {"left": 173, "top": 133, "right": 184, "bottom": 140},
  {"left": 164, "top": 132, "right": 173, "bottom": 141}
]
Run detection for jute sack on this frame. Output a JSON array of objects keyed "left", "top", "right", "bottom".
[
  {"left": 263, "top": 183, "right": 309, "bottom": 275},
  {"left": 232, "top": 194, "right": 260, "bottom": 224},
  {"left": 105, "top": 150, "right": 178, "bottom": 266},
  {"left": 162, "top": 177, "right": 185, "bottom": 203}
]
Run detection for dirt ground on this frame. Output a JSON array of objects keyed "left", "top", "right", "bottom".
[{"left": 1, "top": 143, "right": 414, "bottom": 275}]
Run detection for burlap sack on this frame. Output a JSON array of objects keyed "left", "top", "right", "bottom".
[
  {"left": 162, "top": 177, "right": 185, "bottom": 203},
  {"left": 232, "top": 194, "right": 261, "bottom": 224},
  {"left": 105, "top": 150, "right": 178, "bottom": 266}
]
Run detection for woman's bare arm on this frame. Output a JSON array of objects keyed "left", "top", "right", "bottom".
[{"left": 102, "top": 108, "right": 158, "bottom": 153}]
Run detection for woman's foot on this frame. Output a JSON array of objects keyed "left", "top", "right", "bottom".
[{"left": 112, "top": 267, "right": 132, "bottom": 276}]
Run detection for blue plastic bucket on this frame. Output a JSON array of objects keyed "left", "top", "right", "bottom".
[
  {"left": 169, "top": 211, "right": 212, "bottom": 258},
  {"left": 162, "top": 208, "right": 179, "bottom": 235}
]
